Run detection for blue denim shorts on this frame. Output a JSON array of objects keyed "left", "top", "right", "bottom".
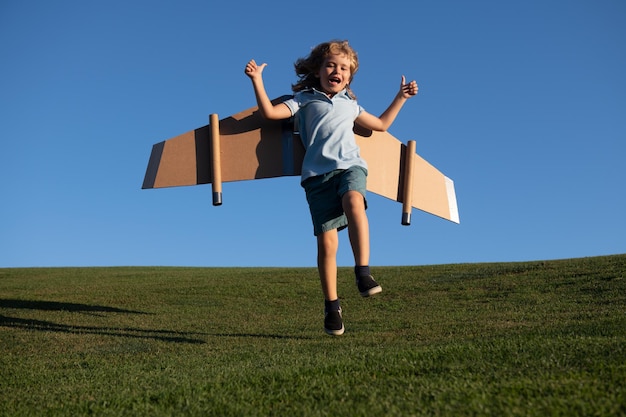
[{"left": 301, "top": 166, "right": 368, "bottom": 236}]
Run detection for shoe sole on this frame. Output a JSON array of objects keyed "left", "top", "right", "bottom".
[
  {"left": 325, "top": 325, "right": 345, "bottom": 336},
  {"left": 360, "top": 285, "right": 382, "bottom": 297}
]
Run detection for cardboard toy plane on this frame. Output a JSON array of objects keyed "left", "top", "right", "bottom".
[{"left": 142, "top": 96, "right": 459, "bottom": 226}]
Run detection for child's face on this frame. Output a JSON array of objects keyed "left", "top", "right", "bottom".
[{"left": 317, "top": 53, "right": 352, "bottom": 97}]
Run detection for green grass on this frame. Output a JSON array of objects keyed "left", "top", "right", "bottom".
[{"left": 1, "top": 255, "right": 625, "bottom": 416}]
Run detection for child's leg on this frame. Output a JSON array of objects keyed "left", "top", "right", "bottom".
[
  {"left": 318, "top": 229, "right": 344, "bottom": 335},
  {"left": 343, "top": 189, "right": 382, "bottom": 297},
  {"left": 342, "top": 190, "right": 370, "bottom": 266},
  {"left": 317, "top": 229, "right": 339, "bottom": 301}
]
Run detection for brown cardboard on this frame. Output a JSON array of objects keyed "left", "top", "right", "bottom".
[{"left": 143, "top": 97, "right": 459, "bottom": 224}]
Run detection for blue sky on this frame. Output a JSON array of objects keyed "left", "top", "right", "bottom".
[{"left": 1, "top": 0, "right": 624, "bottom": 268}]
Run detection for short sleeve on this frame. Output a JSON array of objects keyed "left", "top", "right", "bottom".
[
  {"left": 282, "top": 96, "right": 299, "bottom": 116},
  {"left": 356, "top": 104, "right": 365, "bottom": 118}
]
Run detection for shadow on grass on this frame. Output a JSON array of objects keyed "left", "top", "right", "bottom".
[
  {"left": 0, "top": 298, "right": 206, "bottom": 344},
  {"left": 0, "top": 298, "right": 148, "bottom": 315},
  {"left": 0, "top": 299, "right": 312, "bottom": 343},
  {"left": 0, "top": 315, "right": 207, "bottom": 344}
]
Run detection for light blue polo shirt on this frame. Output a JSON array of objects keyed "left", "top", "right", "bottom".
[{"left": 283, "top": 89, "right": 367, "bottom": 182}]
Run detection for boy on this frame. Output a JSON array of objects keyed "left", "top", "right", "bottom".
[{"left": 245, "top": 40, "right": 418, "bottom": 335}]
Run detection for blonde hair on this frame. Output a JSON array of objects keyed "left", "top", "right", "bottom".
[{"left": 292, "top": 40, "right": 359, "bottom": 98}]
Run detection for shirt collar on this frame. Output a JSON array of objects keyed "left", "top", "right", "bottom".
[{"left": 307, "top": 87, "right": 351, "bottom": 101}]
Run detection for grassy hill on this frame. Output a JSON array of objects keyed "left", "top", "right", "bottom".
[{"left": 1, "top": 255, "right": 624, "bottom": 416}]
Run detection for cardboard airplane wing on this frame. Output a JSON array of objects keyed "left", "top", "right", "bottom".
[{"left": 142, "top": 96, "right": 459, "bottom": 225}]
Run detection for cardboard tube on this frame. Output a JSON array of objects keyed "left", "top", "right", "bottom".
[
  {"left": 401, "top": 140, "right": 416, "bottom": 225},
  {"left": 210, "top": 113, "right": 222, "bottom": 206}
]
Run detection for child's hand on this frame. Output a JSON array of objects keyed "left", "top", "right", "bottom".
[
  {"left": 400, "top": 75, "right": 418, "bottom": 98},
  {"left": 245, "top": 59, "right": 267, "bottom": 80}
]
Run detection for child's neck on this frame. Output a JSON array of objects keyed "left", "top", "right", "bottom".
[{"left": 322, "top": 89, "right": 337, "bottom": 98}]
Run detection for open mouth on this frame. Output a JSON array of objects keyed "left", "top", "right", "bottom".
[{"left": 329, "top": 76, "right": 342, "bottom": 86}]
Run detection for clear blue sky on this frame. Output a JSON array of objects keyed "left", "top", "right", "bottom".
[{"left": 1, "top": 0, "right": 624, "bottom": 268}]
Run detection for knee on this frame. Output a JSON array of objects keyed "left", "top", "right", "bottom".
[
  {"left": 342, "top": 191, "right": 365, "bottom": 215},
  {"left": 317, "top": 232, "right": 338, "bottom": 257}
]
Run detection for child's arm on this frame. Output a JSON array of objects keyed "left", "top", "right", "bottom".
[
  {"left": 244, "top": 59, "right": 292, "bottom": 120},
  {"left": 356, "top": 76, "right": 418, "bottom": 132}
]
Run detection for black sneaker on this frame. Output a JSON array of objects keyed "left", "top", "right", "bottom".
[
  {"left": 324, "top": 307, "right": 345, "bottom": 336},
  {"left": 357, "top": 275, "right": 382, "bottom": 297}
]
